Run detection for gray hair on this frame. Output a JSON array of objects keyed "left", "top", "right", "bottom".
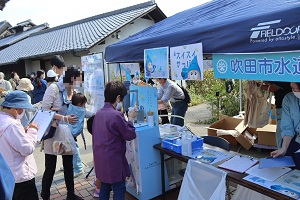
[{"left": 0, "top": 72, "right": 4, "bottom": 78}]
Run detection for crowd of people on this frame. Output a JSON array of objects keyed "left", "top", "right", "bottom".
[
  {"left": 0, "top": 54, "right": 140, "bottom": 200},
  {"left": 1, "top": 54, "right": 300, "bottom": 200}
]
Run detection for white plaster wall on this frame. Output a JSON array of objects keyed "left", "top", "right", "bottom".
[
  {"left": 89, "top": 17, "right": 155, "bottom": 82},
  {"left": 25, "top": 60, "right": 41, "bottom": 75}
]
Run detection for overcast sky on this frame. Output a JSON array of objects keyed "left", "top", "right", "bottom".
[{"left": 0, "top": 0, "right": 211, "bottom": 28}]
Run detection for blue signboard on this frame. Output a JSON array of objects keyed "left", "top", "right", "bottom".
[
  {"left": 213, "top": 52, "right": 300, "bottom": 82},
  {"left": 144, "top": 47, "right": 169, "bottom": 78}
]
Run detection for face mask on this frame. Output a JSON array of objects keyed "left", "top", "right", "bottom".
[
  {"left": 30, "top": 74, "right": 35, "bottom": 78},
  {"left": 14, "top": 75, "right": 19, "bottom": 80},
  {"left": 293, "top": 91, "right": 300, "bottom": 99},
  {"left": 54, "top": 76, "right": 58, "bottom": 81},
  {"left": 15, "top": 109, "right": 25, "bottom": 120},
  {"left": 116, "top": 102, "right": 123, "bottom": 111}
]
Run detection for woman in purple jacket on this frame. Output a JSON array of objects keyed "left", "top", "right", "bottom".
[{"left": 92, "top": 81, "right": 137, "bottom": 200}]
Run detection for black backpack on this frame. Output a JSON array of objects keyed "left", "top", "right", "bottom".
[{"left": 177, "top": 84, "right": 191, "bottom": 104}]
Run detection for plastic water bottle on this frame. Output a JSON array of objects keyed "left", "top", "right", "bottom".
[{"left": 181, "top": 133, "right": 192, "bottom": 157}]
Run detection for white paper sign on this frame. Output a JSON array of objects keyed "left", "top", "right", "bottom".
[{"left": 170, "top": 42, "right": 204, "bottom": 80}]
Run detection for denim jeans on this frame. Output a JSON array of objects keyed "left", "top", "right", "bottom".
[
  {"left": 171, "top": 101, "right": 188, "bottom": 126},
  {"left": 99, "top": 181, "right": 125, "bottom": 200},
  {"left": 73, "top": 143, "right": 83, "bottom": 173}
]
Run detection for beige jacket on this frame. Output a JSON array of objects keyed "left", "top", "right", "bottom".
[{"left": 41, "top": 83, "right": 62, "bottom": 155}]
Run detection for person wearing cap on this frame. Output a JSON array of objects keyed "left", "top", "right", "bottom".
[
  {"left": 46, "top": 69, "right": 58, "bottom": 86},
  {"left": 32, "top": 70, "right": 47, "bottom": 104},
  {"left": 41, "top": 55, "right": 82, "bottom": 200},
  {"left": 0, "top": 90, "right": 39, "bottom": 200},
  {"left": 0, "top": 72, "right": 12, "bottom": 108}
]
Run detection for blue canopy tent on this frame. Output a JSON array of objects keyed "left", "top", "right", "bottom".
[{"left": 105, "top": 0, "right": 300, "bottom": 63}]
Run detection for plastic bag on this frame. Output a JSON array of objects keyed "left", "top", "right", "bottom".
[
  {"left": 52, "top": 121, "right": 77, "bottom": 155},
  {"left": 178, "top": 159, "right": 227, "bottom": 200}
]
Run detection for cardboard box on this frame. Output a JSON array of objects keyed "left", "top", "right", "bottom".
[
  {"left": 235, "top": 121, "right": 258, "bottom": 150},
  {"left": 207, "top": 115, "right": 243, "bottom": 146},
  {"left": 256, "top": 124, "right": 277, "bottom": 146}
]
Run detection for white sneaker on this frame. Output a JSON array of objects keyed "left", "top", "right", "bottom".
[{"left": 74, "top": 170, "right": 84, "bottom": 178}]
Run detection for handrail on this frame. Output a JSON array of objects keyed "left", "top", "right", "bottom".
[{"left": 158, "top": 114, "right": 185, "bottom": 126}]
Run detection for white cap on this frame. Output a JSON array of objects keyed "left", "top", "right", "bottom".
[{"left": 47, "top": 70, "right": 58, "bottom": 78}]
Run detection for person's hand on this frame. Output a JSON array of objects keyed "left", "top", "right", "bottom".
[
  {"left": 270, "top": 147, "right": 287, "bottom": 158},
  {"left": 28, "top": 122, "right": 38, "bottom": 131},
  {"left": 66, "top": 114, "right": 78, "bottom": 124},
  {"left": 128, "top": 109, "right": 138, "bottom": 122},
  {"left": 166, "top": 104, "right": 172, "bottom": 112},
  {"left": 24, "top": 126, "right": 29, "bottom": 132}
]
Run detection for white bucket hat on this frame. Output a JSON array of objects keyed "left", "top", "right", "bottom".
[{"left": 16, "top": 78, "right": 34, "bottom": 91}]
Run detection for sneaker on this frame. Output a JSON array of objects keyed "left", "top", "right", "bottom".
[
  {"left": 74, "top": 170, "right": 84, "bottom": 178},
  {"left": 66, "top": 193, "right": 84, "bottom": 200},
  {"left": 93, "top": 188, "right": 100, "bottom": 198}
]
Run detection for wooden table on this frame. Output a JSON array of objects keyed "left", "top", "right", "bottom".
[{"left": 153, "top": 143, "right": 294, "bottom": 200}]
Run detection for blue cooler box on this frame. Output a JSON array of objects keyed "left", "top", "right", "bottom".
[{"left": 162, "top": 137, "right": 204, "bottom": 154}]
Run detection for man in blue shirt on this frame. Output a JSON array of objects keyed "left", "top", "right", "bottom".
[{"left": 157, "top": 78, "right": 188, "bottom": 126}]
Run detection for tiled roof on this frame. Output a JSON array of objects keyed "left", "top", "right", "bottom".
[
  {"left": 0, "top": 23, "right": 48, "bottom": 49},
  {"left": 0, "top": 1, "right": 161, "bottom": 65}
]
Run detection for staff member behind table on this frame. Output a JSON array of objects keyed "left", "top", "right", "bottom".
[
  {"left": 157, "top": 78, "right": 188, "bottom": 126},
  {"left": 271, "top": 82, "right": 300, "bottom": 169},
  {"left": 0, "top": 90, "right": 39, "bottom": 200},
  {"left": 92, "top": 81, "right": 138, "bottom": 200},
  {"left": 259, "top": 81, "right": 292, "bottom": 148}
]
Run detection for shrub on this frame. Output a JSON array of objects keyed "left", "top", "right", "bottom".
[{"left": 186, "top": 69, "right": 243, "bottom": 123}]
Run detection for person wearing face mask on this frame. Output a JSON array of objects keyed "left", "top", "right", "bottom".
[
  {"left": 271, "top": 82, "right": 300, "bottom": 169},
  {"left": 0, "top": 90, "right": 39, "bottom": 200},
  {"left": 41, "top": 55, "right": 82, "bottom": 200},
  {"left": 156, "top": 78, "right": 188, "bottom": 126},
  {"left": 46, "top": 69, "right": 58, "bottom": 86},
  {"left": 32, "top": 70, "right": 47, "bottom": 104},
  {"left": 0, "top": 72, "right": 13, "bottom": 108},
  {"left": 92, "top": 81, "right": 138, "bottom": 200},
  {"left": 8, "top": 71, "right": 20, "bottom": 90}
]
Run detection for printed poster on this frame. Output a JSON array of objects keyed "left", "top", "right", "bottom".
[
  {"left": 81, "top": 53, "right": 105, "bottom": 113},
  {"left": 125, "top": 139, "right": 142, "bottom": 193},
  {"left": 191, "top": 147, "right": 232, "bottom": 165},
  {"left": 170, "top": 42, "right": 204, "bottom": 80},
  {"left": 109, "top": 63, "right": 140, "bottom": 81},
  {"left": 144, "top": 47, "right": 169, "bottom": 78},
  {"left": 244, "top": 175, "right": 300, "bottom": 199}
]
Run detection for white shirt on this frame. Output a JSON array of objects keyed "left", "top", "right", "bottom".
[{"left": 0, "top": 112, "right": 38, "bottom": 183}]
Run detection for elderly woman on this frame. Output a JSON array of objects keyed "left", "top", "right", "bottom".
[
  {"left": 271, "top": 82, "right": 300, "bottom": 169},
  {"left": 0, "top": 72, "right": 12, "bottom": 107},
  {"left": 92, "top": 81, "right": 138, "bottom": 200},
  {"left": 0, "top": 90, "right": 39, "bottom": 200}
]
